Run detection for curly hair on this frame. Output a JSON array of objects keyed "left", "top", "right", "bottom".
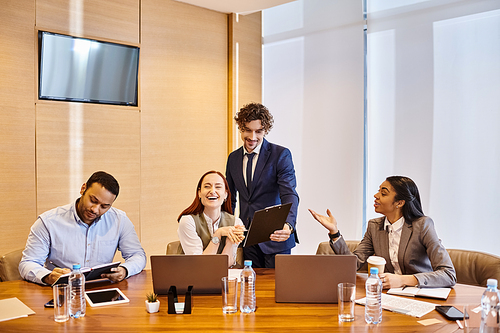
[{"left": 234, "top": 103, "right": 274, "bottom": 134}]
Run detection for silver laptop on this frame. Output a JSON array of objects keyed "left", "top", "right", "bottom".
[
  {"left": 150, "top": 255, "right": 228, "bottom": 294},
  {"left": 275, "top": 254, "right": 357, "bottom": 303}
]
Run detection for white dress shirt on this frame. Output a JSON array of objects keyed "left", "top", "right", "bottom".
[
  {"left": 243, "top": 142, "right": 263, "bottom": 186},
  {"left": 384, "top": 216, "right": 405, "bottom": 275}
]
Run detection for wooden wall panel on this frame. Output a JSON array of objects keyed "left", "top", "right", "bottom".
[
  {"left": 36, "top": 0, "right": 139, "bottom": 44},
  {"left": 140, "top": 0, "right": 228, "bottom": 263},
  {"left": 228, "top": 12, "right": 262, "bottom": 151},
  {"left": 0, "top": 0, "right": 264, "bottom": 267},
  {"left": 36, "top": 103, "right": 141, "bottom": 239},
  {"left": 0, "top": 0, "right": 36, "bottom": 255}
]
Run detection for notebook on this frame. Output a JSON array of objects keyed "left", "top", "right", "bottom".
[
  {"left": 275, "top": 254, "right": 357, "bottom": 303},
  {"left": 243, "top": 203, "right": 292, "bottom": 248},
  {"left": 387, "top": 286, "right": 451, "bottom": 300},
  {"left": 150, "top": 255, "right": 228, "bottom": 294}
]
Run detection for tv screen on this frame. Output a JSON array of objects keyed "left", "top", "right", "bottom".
[{"left": 38, "top": 31, "right": 139, "bottom": 106}]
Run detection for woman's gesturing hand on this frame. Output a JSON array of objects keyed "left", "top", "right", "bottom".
[{"left": 308, "top": 208, "right": 339, "bottom": 234}]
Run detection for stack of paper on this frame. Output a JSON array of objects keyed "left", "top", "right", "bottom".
[
  {"left": 229, "top": 269, "right": 242, "bottom": 282},
  {"left": 0, "top": 297, "right": 35, "bottom": 322}
]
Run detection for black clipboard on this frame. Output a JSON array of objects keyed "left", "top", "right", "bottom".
[{"left": 243, "top": 203, "right": 292, "bottom": 248}]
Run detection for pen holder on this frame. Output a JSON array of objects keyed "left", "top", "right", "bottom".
[{"left": 167, "top": 285, "right": 193, "bottom": 314}]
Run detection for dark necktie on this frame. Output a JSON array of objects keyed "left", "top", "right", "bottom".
[{"left": 246, "top": 153, "right": 256, "bottom": 193}]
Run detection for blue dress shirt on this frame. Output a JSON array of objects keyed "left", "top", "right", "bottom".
[{"left": 19, "top": 199, "right": 146, "bottom": 284}]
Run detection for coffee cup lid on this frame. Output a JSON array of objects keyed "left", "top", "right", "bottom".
[{"left": 367, "top": 256, "right": 386, "bottom": 265}]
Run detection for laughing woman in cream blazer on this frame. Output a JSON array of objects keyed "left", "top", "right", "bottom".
[
  {"left": 177, "top": 171, "right": 245, "bottom": 268},
  {"left": 309, "top": 176, "right": 456, "bottom": 289}
]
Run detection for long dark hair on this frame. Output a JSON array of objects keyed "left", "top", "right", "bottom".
[
  {"left": 386, "top": 176, "right": 425, "bottom": 223},
  {"left": 177, "top": 171, "right": 232, "bottom": 222}
]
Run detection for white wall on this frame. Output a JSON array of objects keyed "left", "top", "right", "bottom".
[
  {"left": 263, "top": 0, "right": 365, "bottom": 254},
  {"left": 264, "top": 0, "right": 500, "bottom": 256},
  {"left": 367, "top": 0, "right": 500, "bottom": 255}
]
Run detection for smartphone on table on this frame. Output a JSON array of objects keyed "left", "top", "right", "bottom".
[
  {"left": 435, "top": 305, "right": 468, "bottom": 320},
  {"left": 44, "top": 299, "right": 54, "bottom": 308}
]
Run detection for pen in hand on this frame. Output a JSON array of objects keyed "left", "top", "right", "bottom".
[{"left": 49, "top": 261, "right": 61, "bottom": 268}]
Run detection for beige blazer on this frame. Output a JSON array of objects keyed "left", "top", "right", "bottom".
[{"left": 331, "top": 216, "right": 456, "bottom": 288}]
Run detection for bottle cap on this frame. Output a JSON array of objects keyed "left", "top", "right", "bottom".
[
  {"left": 370, "top": 267, "right": 379, "bottom": 275},
  {"left": 244, "top": 260, "right": 252, "bottom": 267},
  {"left": 72, "top": 263, "right": 81, "bottom": 270},
  {"left": 487, "top": 279, "right": 498, "bottom": 288}
]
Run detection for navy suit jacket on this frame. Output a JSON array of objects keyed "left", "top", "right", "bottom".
[{"left": 225, "top": 138, "right": 299, "bottom": 254}]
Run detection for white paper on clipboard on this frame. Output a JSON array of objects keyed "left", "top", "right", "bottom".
[{"left": 243, "top": 203, "right": 292, "bottom": 248}]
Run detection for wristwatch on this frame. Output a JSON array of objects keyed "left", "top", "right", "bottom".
[
  {"left": 211, "top": 236, "right": 220, "bottom": 245},
  {"left": 329, "top": 230, "right": 341, "bottom": 240}
]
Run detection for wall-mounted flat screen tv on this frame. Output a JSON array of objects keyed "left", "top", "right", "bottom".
[{"left": 39, "top": 31, "right": 139, "bottom": 106}]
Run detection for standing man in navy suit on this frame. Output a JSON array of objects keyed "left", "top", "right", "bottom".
[{"left": 226, "top": 103, "right": 299, "bottom": 268}]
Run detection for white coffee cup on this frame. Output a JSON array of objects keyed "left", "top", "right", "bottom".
[{"left": 367, "top": 256, "right": 386, "bottom": 274}]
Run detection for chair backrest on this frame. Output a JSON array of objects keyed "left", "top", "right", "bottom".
[
  {"left": 447, "top": 249, "right": 500, "bottom": 287},
  {"left": 316, "top": 241, "right": 500, "bottom": 286},
  {"left": 166, "top": 241, "right": 184, "bottom": 254},
  {"left": 316, "top": 240, "right": 360, "bottom": 255},
  {"left": 316, "top": 241, "right": 334, "bottom": 255},
  {"left": 165, "top": 240, "right": 244, "bottom": 268},
  {"left": 0, "top": 249, "right": 24, "bottom": 282},
  {"left": 316, "top": 240, "right": 367, "bottom": 272}
]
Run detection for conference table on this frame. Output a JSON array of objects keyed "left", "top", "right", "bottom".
[{"left": 0, "top": 269, "right": 484, "bottom": 332}]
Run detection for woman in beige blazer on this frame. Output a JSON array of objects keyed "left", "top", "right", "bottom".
[
  {"left": 309, "top": 176, "right": 456, "bottom": 289},
  {"left": 177, "top": 171, "right": 245, "bottom": 267}
]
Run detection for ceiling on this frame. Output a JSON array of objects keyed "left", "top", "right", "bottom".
[{"left": 174, "top": 0, "right": 296, "bottom": 15}]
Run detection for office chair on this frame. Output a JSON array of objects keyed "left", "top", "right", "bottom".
[
  {"left": 316, "top": 240, "right": 367, "bottom": 272},
  {"left": 447, "top": 249, "right": 500, "bottom": 287},
  {"left": 316, "top": 240, "right": 360, "bottom": 254},
  {"left": 0, "top": 248, "right": 24, "bottom": 282},
  {"left": 166, "top": 241, "right": 183, "bottom": 254}
]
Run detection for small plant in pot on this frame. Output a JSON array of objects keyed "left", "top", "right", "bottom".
[{"left": 145, "top": 292, "right": 160, "bottom": 313}]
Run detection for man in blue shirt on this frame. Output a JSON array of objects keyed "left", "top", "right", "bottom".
[{"left": 19, "top": 171, "right": 146, "bottom": 285}]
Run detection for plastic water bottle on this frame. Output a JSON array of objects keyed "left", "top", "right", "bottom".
[
  {"left": 240, "top": 260, "right": 256, "bottom": 313},
  {"left": 365, "top": 267, "right": 382, "bottom": 324},
  {"left": 69, "top": 263, "right": 86, "bottom": 318},
  {"left": 480, "top": 278, "right": 500, "bottom": 333}
]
